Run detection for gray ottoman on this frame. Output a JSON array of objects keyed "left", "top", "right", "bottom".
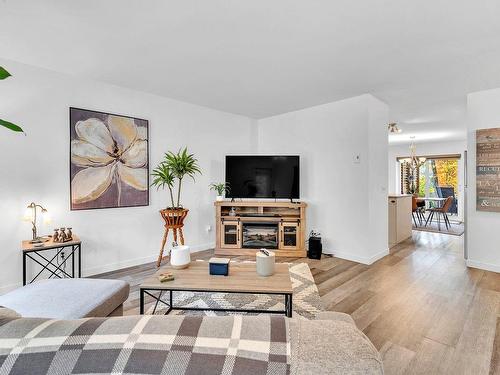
[{"left": 0, "top": 278, "right": 129, "bottom": 319}]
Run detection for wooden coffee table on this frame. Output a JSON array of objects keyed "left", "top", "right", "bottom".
[{"left": 139, "top": 262, "right": 293, "bottom": 317}]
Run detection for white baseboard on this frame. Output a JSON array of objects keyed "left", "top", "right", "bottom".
[
  {"left": 189, "top": 243, "right": 215, "bottom": 253},
  {"left": 84, "top": 254, "right": 159, "bottom": 277},
  {"left": 85, "top": 242, "right": 214, "bottom": 276},
  {"left": 466, "top": 259, "right": 500, "bottom": 273},
  {"left": 327, "top": 248, "right": 389, "bottom": 265}
]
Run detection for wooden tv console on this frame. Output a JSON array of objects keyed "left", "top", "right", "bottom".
[{"left": 214, "top": 201, "right": 307, "bottom": 257}]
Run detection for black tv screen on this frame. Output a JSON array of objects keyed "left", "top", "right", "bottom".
[{"left": 225, "top": 156, "right": 300, "bottom": 199}]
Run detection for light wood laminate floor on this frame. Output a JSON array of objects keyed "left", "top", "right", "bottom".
[{"left": 94, "top": 231, "right": 500, "bottom": 375}]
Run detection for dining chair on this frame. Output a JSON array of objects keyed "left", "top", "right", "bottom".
[
  {"left": 425, "top": 196, "right": 453, "bottom": 230},
  {"left": 412, "top": 196, "right": 425, "bottom": 227},
  {"left": 437, "top": 186, "right": 458, "bottom": 214}
]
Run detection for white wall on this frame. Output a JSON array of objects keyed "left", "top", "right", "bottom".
[
  {"left": 0, "top": 59, "right": 256, "bottom": 292},
  {"left": 257, "top": 95, "right": 389, "bottom": 264},
  {"left": 388, "top": 140, "right": 467, "bottom": 219},
  {"left": 0, "top": 58, "right": 392, "bottom": 292},
  {"left": 466, "top": 87, "right": 500, "bottom": 273},
  {"left": 368, "top": 97, "right": 390, "bottom": 261}
]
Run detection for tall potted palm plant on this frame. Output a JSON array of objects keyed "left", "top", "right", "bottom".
[
  {"left": 151, "top": 147, "right": 202, "bottom": 266},
  {"left": 0, "top": 67, "right": 24, "bottom": 133}
]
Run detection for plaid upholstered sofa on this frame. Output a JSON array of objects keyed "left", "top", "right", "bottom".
[{"left": 0, "top": 310, "right": 383, "bottom": 374}]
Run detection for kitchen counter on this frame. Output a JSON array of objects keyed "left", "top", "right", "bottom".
[
  {"left": 388, "top": 194, "right": 412, "bottom": 198},
  {"left": 388, "top": 195, "right": 412, "bottom": 247}
]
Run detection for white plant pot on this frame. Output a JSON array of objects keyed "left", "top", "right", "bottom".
[
  {"left": 170, "top": 245, "right": 191, "bottom": 269},
  {"left": 216, "top": 195, "right": 224, "bottom": 201}
]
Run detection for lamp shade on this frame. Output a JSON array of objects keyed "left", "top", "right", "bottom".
[
  {"left": 22, "top": 207, "right": 34, "bottom": 222},
  {"left": 42, "top": 210, "right": 51, "bottom": 225}
]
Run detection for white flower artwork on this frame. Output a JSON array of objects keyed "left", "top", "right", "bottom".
[{"left": 70, "top": 108, "right": 149, "bottom": 210}]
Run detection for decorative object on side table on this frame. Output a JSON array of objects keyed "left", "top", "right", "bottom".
[
  {"left": 169, "top": 243, "right": 191, "bottom": 269},
  {"left": 209, "top": 257, "right": 230, "bottom": 276},
  {"left": 151, "top": 147, "right": 202, "bottom": 267},
  {"left": 22, "top": 202, "right": 51, "bottom": 243},
  {"left": 209, "top": 182, "right": 230, "bottom": 201},
  {"left": 256, "top": 249, "right": 275, "bottom": 276},
  {"left": 53, "top": 227, "right": 73, "bottom": 243},
  {"left": 69, "top": 107, "right": 149, "bottom": 210},
  {"left": 53, "top": 229, "right": 59, "bottom": 242}
]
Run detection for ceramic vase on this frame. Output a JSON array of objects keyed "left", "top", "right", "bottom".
[
  {"left": 170, "top": 245, "right": 191, "bottom": 269},
  {"left": 256, "top": 250, "right": 275, "bottom": 276}
]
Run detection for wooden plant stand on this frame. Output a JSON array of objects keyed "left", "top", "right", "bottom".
[{"left": 157, "top": 208, "right": 188, "bottom": 267}]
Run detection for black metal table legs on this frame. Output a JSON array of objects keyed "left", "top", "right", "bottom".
[
  {"left": 23, "top": 244, "right": 82, "bottom": 286},
  {"left": 285, "top": 293, "right": 293, "bottom": 318},
  {"left": 139, "top": 288, "right": 293, "bottom": 318}
]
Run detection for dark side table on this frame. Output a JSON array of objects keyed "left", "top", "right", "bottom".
[{"left": 22, "top": 236, "right": 82, "bottom": 286}]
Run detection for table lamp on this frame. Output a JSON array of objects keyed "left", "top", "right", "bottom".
[{"left": 23, "top": 202, "right": 50, "bottom": 243}]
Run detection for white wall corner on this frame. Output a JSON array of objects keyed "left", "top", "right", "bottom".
[{"left": 366, "top": 94, "right": 389, "bottom": 261}]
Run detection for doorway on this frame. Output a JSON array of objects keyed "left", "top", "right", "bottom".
[
  {"left": 398, "top": 153, "right": 464, "bottom": 234},
  {"left": 418, "top": 157, "right": 460, "bottom": 220}
]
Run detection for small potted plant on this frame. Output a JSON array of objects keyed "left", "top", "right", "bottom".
[{"left": 210, "top": 182, "right": 230, "bottom": 201}]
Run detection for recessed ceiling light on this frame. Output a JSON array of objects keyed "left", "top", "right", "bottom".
[{"left": 388, "top": 122, "right": 402, "bottom": 133}]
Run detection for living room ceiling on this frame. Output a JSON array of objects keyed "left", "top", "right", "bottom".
[{"left": 1, "top": 0, "right": 499, "bottom": 143}]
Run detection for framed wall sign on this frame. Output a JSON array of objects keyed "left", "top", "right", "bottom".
[
  {"left": 476, "top": 128, "right": 500, "bottom": 212},
  {"left": 70, "top": 107, "right": 149, "bottom": 210}
]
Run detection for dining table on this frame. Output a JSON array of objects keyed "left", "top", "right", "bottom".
[
  {"left": 415, "top": 196, "right": 452, "bottom": 230},
  {"left": 416, "top": 197, "right": 447, "bottom": 208}
]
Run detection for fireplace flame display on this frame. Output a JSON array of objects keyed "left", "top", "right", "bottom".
[{"left": 242, "top": 223, "right": 278, "bottom": 249}]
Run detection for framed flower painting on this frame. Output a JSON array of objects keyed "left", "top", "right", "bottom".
[{"left": 70, "top": 108, "right": 149, "bottom": 210}]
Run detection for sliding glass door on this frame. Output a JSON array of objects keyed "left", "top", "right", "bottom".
[
  {"left": 418, "top": 158, "right": 459, "bottom": 214},
  {"left": 400, "top": 155, "right": 461, "bottom": 218}
]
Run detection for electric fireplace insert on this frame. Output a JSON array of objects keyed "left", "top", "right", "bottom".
[{"left": 242, "top": 223, "right": 278, "bottom": 249}]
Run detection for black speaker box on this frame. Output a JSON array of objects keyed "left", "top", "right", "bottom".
[{"left": 308, "top": 236, "right": 322, "bottom": 260}]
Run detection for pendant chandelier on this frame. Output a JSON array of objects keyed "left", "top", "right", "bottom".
[
  {"left": 400, "top": 137, "right": 426, "bottom": 166},
  {"left": 399, "top": 137, "right": 425, "bottom": 195}
]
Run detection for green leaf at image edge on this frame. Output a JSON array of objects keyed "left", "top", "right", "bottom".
[
  {"left": 0, "top": 67, "right": 11, "bottom": 80},
  {"left": 0, "top": 119, "right": 24, "bottom": 133}
]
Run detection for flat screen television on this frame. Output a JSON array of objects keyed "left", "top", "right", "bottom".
[{"left": 225, "top": 155, "right": 300, "bottom": 199}]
